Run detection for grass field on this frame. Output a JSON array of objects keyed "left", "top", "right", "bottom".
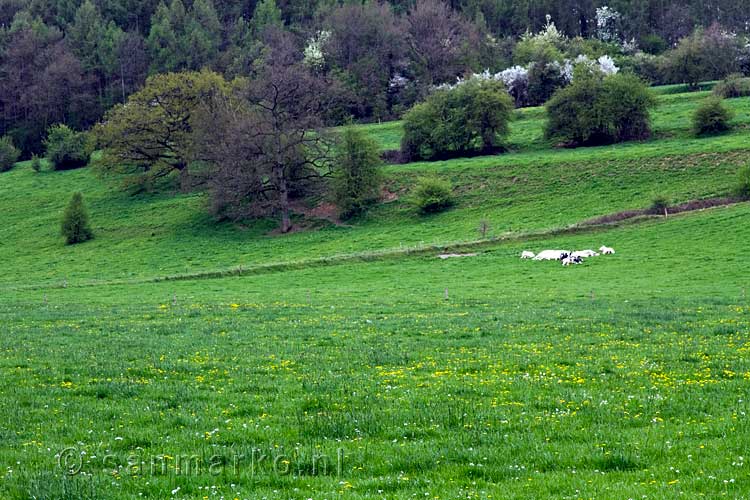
[{"left": 1, "top": 86, "right": 749, "bottom": 499}]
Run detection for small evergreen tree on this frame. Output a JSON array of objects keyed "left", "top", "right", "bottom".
[
  {"left": 251, "top": 0, "right": 283, "bottom": 34},
  {"left": 31, "top": 154, "right": 42, "bottom": 172},
  {"left": 693, "top": 96, "right": 733, "bottom": 135},
  {"left": 61, "top": 193, "right": 94, "bottom": 245},
  {"left": 333, "top": 128, "right": 383, "bottom": 219},
  {"left": 0, "top": 136, "right": 20, "bottom": 173}
]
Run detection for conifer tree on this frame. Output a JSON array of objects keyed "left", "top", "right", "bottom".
[{"left": 61, "top": 193, "right": 94, "bottom": 245}]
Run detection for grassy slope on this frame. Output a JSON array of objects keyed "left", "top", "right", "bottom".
[
  {"left": 1, "top": 86, "right": 750, "bottom": 499},
  {"left": 2, "top": 90, "right": 749, "bottom": 288},
  {"left": 1, "top": 203, "right": 749, "bottom": 499}
]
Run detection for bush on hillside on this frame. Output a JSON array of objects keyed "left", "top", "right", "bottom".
[
  {"left": 61, "top": 192, "right": 94, "bottom": 245},
  {"left": 0, "top": 136, "right": 21, "bottom": 173},
  {"left": 401, "top": 79, "right": 513, "bottom": 161},
  {"left": 527, "top": 58, "right": 567, "bottom": 106},
  {"left": 649, "top": 195, "right": 670, "bottom": 215},
  {"left": 735, "top": 166, "right": 750, "bottom": 200},
  {"left": 31, "top": 154, "right": 42, "bottom": 173},
  {"left": 333, "top": 127, "right": 383, "bottom": 219},
  {"left": 412, "top": 177, "right": 454, "bottom": 214},
  {"left": 713, "top": 74, "right": 750, "bottom": 98},
  {"left": 44, "top": 124, "right": 92, "bottom": 171},
  {"left": 545, "top": 71, "right": 655, "bottom": 146},
  {"left": 692, "top": 96, "right": 733, "bottom": 136}
]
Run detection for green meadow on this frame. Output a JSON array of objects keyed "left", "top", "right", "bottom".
[{"left": 1, "top": 87, "right": 749, "bottom": 499}]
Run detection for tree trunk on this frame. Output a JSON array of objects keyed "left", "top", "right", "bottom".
[{"left": 276, "top": 165, "right": 292, "bottom": 233}]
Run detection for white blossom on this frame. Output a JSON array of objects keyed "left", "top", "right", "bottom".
[
  {"left": 595, "top": 6, "right": 621, "bottom": 42},
  {"left": 597, "top": 55, "right": 619, "bottom": 75},
  {"left": 303, "top": 30, "right": 330, "bottom": 70}
]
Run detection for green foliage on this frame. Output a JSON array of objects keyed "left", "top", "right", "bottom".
[
  {"left": 649, "top": 195, "right": 670, "bottom": 214},
  {"left": 734, "top": 166, "right": 750, "bottom": 200},
  {"left": 713, "top": 74, "right": 750, "bottom": 99},
  {"left": 527, "top": 58, "right": 567, "bottom": 106},
  {"left": 401, "top": 79, "right": 513, "bottom": 161},
  {"left": 545, "top": 72, "right": 655, "bottom": 146},
  {"left": 693, "top": 96, "right": 733, "bottom": 136},
  {"left": 333, "top": 127, "right": 383, "bottom": 219},
  {"left": 0, "top": 136, "right": 21, "bottom": 173},
  {"left": 412, "top": 177, "right": 453, "bottom": 214},
  {"left": 61, "top": 192, "right": 93, "bottom": 245},
  {"left": 640, "top": 34, "right": 667, "bottom": 55},
  {"left": 664, "top": 28, "right": 740, "bottom": 90},
  {"left": 31, "top": 154, "right": 42, "bottom": 173},
  {"left": 95, "top": 70, "right": 231, "bottom": 192},
  {"left": 44, "top": 124, "right": 92, "bottom": 171},
  {"left": 251, "top": 0, "right": 283, "bottom": 33}
]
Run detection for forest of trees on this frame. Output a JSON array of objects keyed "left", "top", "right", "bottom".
[{"left": 2, "top": 0, "right": 750, "bottom": 157}]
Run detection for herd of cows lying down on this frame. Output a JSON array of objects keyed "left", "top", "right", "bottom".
[{"left": 521, "top": 246, "right": 615, "bottom": 266}]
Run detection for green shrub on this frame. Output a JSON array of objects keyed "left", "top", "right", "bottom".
[
  {"left": 527, "top": 58, "right": 567, "bottom": 106},
  {"left": 735, "top": 166, "right": 750, "bottom": 200},
  {"left": 0, "top": 136, "right": 20, "bottom": 172},
  {"left": 61, "top": 192, "right": 94, "bottom": 245},
  {"left": 649, "top": 195, "right": 670, "bottom": 215},
  {"left": 713, "top": 73, "right": 750, "bottom": 98},
  {"left": 412, "top": 177, "right": 453, "bottom": 214},
  {"left": 692, "top": 96, "right": 733, "bottom": 136},
  {"left": 640, "top": 33, "right": 667, "bottom": 55},
  {"left": 545, "top": 72, "right": 655, "bottom": 146},
  {"left": 401, "top": 79, "right": 513, "bottom": 161},
  {"left": 44, "top": 124, "right": 92, "bottom": 171},
  {"left": 333, "top": 127, "right": 383, "bottom": 219},
  {"left": 31, "top": 154, "right": 42, "bottom": 173}
]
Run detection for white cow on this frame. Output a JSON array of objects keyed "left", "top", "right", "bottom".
[
  {"left": 572, "top": 250, "right": 599, "bottom": 258},
  {"left": 599, "top": 246, "right": 615, "bottom": 255},
  {"left": 521, "top": 251, "right": 535, "bottom": 259},
  {"left": 533, "top": 250, "right": 570, "bottom": 261}
]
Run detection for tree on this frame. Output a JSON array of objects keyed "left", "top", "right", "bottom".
[
  {"left": 193, "top": 62, "right": 334, "bottom": 232},
  {"left": 95, "top": 70, "right": 231, "bottom": 191},
  {"left": 0, "top": 21, "right": 95, "bottom": 155},
  {"left": 401, "top": 78, "right": 513, "bottom": 161},
  {"left": 333, "top": 127, "right": 382, "bottom": 219},
  {"left": 61, "top": 192, "right": 94, "bottom": 245},
  {"left": 406, "top": 0, "right": 482, "bottom": 87},
  {"left": 44, "top": 124, "right": 92, "bottom": 170},
  {"left": 147, "top": 0, "right": 186, "bottom": 73},
  {"left": 185, "top": 0, "right": 221, "bottom": 69},
  {"left": 251, "top": 0, "right": 283, "bottom": 34},
  {"left": 323, "top": 2, "right": 407, "bottom": 119},
  {"left": 0, "top": 136, "right": 21, "bottom": 172},
  {"left": 663, "top": 32, "right": 703, "bottom": 89},
  {"left": 545, "top": 71, "right": 655, "bottom": 146}
]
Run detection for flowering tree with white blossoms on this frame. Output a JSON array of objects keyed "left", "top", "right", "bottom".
[
  {"left": 595, "top": 6, "right": 621, "bottom": 43},
  {"left": 303, "top": 30, "right": 330, "bottom": 71}
]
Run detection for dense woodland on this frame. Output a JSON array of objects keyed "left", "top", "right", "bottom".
[{"left": 2, "top": 0, "right": 750, "bottom": 157}]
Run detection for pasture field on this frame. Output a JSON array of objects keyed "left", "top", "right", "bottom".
[
  {"left": 1, "top": 204, "right": 749, "bottom": 499},
  {"left": 2, "top": 90, "right": 750, "bottom": 289},
  {"left": 1, "top": 86, "right": 749, "bottom": 499}
]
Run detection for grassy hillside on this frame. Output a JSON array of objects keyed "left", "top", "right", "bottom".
[
  {"left": 1, "top": 89, "right": 749, "bottom": 288},
  {"left": 1, "top": 86, "right": 749, "bottom": 499},
  {"left": 1, "top": 203, "right": 749, "bottom": 499}
]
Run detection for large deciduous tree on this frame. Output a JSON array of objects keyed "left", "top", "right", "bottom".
[
  {"left": 194, "top": 62, "right": 334, "bottom": 232},
  {"left": 94, "top": 69, "right": 231, "bottom": 191}
]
